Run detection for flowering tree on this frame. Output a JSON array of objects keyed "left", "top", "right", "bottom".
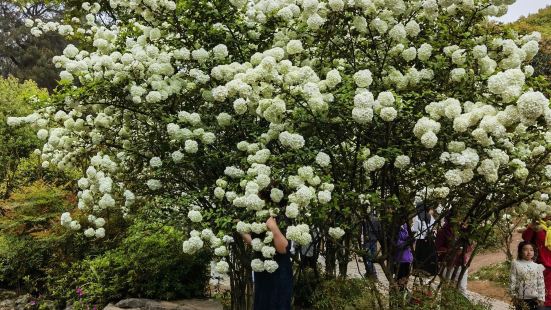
[{"left": 8, "top": 0, "right": 551, "bottom": 307}]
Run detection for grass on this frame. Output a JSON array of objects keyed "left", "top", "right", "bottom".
[{"left": 471, "top": 261, "right": 510, "bottom": 288}]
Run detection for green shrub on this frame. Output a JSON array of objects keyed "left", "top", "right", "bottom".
[
  {"left": 48, "top": 220, "right": 210, "bottom": 307},
  {"left": 0, "top": 182, "right": 118, "bottom": 294},
  {"left": 309, "top": 277, "right": 383, "bottom": 310}
]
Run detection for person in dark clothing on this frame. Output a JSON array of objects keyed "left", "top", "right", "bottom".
[
  {"left": 435, "top": 217, "right": 472, "bottom": 296},
  {"left": 242, "top": 217, "right": 292, "bottom": 310},
  {"left": 412, "top": 202, "right": 438, "bottom": 276},
  {"left": 362, "top": 212, "right": 380, "bottom": 277}
]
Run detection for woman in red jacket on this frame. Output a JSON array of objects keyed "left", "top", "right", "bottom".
[{"left": 522, "top": 220, "right": 551, "bottom": 307}]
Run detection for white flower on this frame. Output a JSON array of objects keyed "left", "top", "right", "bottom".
[
  {"left": 317, "top": 190, "right": 331, "bottom": 204},
  {"left": 233, "top": 98, "right": 248, "bottom": 115},
  {"left": 261, "top": 246, "right": 276, "bottom": 258},
  {"left": 353, "top": 70, "right": 373, "bottom": 88},
  {"left": 328, "top": 227, "right": 345, "bottom": 239},
  {"left": 270, "top": 188, "right": 284, "bottom": 202},
  {"left": 94, "top": 217, "right": 106, "bottom": 227},
  {"left": 214, "top": 187, "right": 225, "bottom": 199},
  {"left": 191, "top": 48, "right": 209, "bottom": 63},
  {"left": 236, "top": 221, "right": 251, "bottom": 234},
  {"left": 363, "top": 155, "right": 385, "bottom": 172},
  {"left": 38, "top": 130, "right": 49, "bottom": 141},
  {"left": 315, "top": 152, "right": 330, "bottom": 167},
  {"left": 149, "top": 28, "right": 161, "bottom": 41},
  {"left": 146, "top": 179, "right": 162, "bottom": 190},
  {"left": 213, "top": 44, "right": 228, "bottom": 59},
  {"left": 69, "top": 220, "right": 81, "bottom": 230},
  {"left": 78, "top": 178, "right": 90, "bottom": 189},
  {"left": 286, "top": 40, "right": 304, "bottom": 55},
  {"left": 421, "top": 131, "right": 438, "bottom": 148},
  {"left": 264, "top": 260, "right": 279, "bottom": 273},
  {"left": 188, "top": 210, "right": 203, "bottom": 223},
  {"left": 405, "top": 20, "right": 420, "bottom": 37},
  {"left": 61, "top": 212, "right": 72, "bottom": 225},
  {"left": 389, "top": 23, "right": 406, "bottom": 41},
  {"left": 95, "top": 227, "right": 106, "bottom": 238},
  {"left": 215, "top": 261, "right": 229, "bottom": 273},
  {"left": 377, "top": 91, "right": 395, "bottom": 107},
  {"left": 394, "top": 155, "right": 410, "bottom": 169},
  {"left": 184, "top": 140, "right": 199, "bottom": 153},
  {"left": 445, "top": 169, "right": 463, "bottom": 186},
  {"left": 473, "top": 45, "right": 487, "bottom": 59},
  {"left": 279, "top": 131, "right": 305, "bottom": 149},
  {"left": 182, "top": 236, "right": 204, "bottom": 254},
  {"left": 306, "top": 13, "right": 324, "bottom": 30},
  {"left": 380, "top": 107, "right": 398, "bottom": 122},
  {"left": 84, "top": 228, "right": 95, "bottom": 237},
  {"left": 63, "top": 44, "right": 79, "bottom": 58},
  {"left": 402, "top": 47, "right": 416, "bottom": 61},
  {"left": 450, "top": 68, "right": 466, "bottom": 82},
  {"left": 98, "top": 193, "right": 115, "bottom": 209},
  {"left": 325, "top": 69, "right": 341, "bottom": 88},
  {"left": 172, "top": 150, "right": 184, "bottom": 163},
  {"left": 285, "top": 203, "right": 299, "bottom": 218},
  {"left": 517, "top": 91, "right": 547, "bottom": 121},
  {"left": 214, "top": 246, "right": 229, "bottom": 256},
  {"left": 224, "top": 166, "right": 245, "bottom": 178},
  {"left": 150, "top": 157, "right": 162, "bottom": 168},
  {"left": 251, "top": 259, "right": 265, "bottom": 272},
  {"left": 328, "top": 0, "right": 344, "bottom": 11},
  {"left": 217, "top": 113, "right": 232, "bottom": 127},
  {"left": 417, "top": 43, "right": 432, "bottom": 61},
  {"left": 352, "top": 107, "right": 374, "bottom": 124}
]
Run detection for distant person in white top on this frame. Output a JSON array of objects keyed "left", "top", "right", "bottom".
[
  {"left": 412, "top": 203, "right": 438, "bottom": 276},
  {"left": 510, "top": 241, "right": 545, "bottom": 310}
]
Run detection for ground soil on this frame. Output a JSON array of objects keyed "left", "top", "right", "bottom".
[{"left": 467, "top": 231, "right": 523, "bottom": 303}]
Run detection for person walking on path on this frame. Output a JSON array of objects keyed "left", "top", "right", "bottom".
[
  {"left": 412, "top": 203, "right": 438, "bottom": 276},
  {"left": 395, "top": 223, "right": 414, "bottom": 291},
  {"left": 435, "top": 216, "right": 472, "bottom": 296},
  {"left": 362, "top": 211, "right": 380, "bottom": 277},
  {"left": 522, "top": 219, "right": 551, "bottom": 307},
  {"left": 242, "top": 217, "right": 293, "bottom": 310},
  {"left": 510, "top": 241, "right": 545, "bottom": 310}
]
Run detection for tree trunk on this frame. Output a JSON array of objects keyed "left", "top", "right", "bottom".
[{"left": 230, "top": 235, "right": 253, "bottom": 310}]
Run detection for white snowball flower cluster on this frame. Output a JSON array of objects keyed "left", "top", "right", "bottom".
[
  {"left": 413, "top": 117, "right": 441, "bottom": 148},
  {"left": 394, "top": 155, "right": 410, "bottom": 169},
  {"left": 363, "top": 155, "right": 386, "bottom": 172},
  {"left": 487, "top": 69, "right": 525, "bottom": 103},
  {"left": 328, "top": 227, "right": 345, "bottom": 239},
  {"left": 286, "top": 224, "right": 311, "bottom": 246}
]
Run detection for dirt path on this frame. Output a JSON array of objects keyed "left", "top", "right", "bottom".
[
  {"left": 467, "top": 231, "right": 523, "bottom": 307},
  {"left": 469, "top": 231, "right": 522, "bottom": 274}
]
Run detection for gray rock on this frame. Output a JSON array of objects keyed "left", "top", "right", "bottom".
[
  {"left": 0, "top": 299, "right": 15, "bottom": 310},
  {"left": 116, "top": 298, "right": 156, "bottom": 308},
  {"left": 144, "top": 300, "right": 179, "bottom": 310},
  {"left": 0, "top": 290, "right": 17, "bottom": 300},
  {"left": 103, "top": 303, "right": 141, "bottom": 310},
  {"left": 173, "top": 299, "right": 223, "bottom": 310}
]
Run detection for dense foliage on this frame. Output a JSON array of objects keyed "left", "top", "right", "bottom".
[
  {"left": 47, "top": 220, "right": 210, "bottom": 307},
  {"left": 6, "top": 0, "right": 551, "bottom": 307},
  {"left": 0, "top": 77, "right": 47, "bottom": 198}
]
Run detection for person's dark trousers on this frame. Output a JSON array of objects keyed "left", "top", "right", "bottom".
[{"left": 363, "top": 240, "right": 377, "bottom": 276}]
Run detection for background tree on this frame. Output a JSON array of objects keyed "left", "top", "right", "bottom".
[
  {"left": 0, "top": 0, "right": 66, "bottom": 90},
  {"left": 0, "top": 76, "right": 47, "bottom": 199}
]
